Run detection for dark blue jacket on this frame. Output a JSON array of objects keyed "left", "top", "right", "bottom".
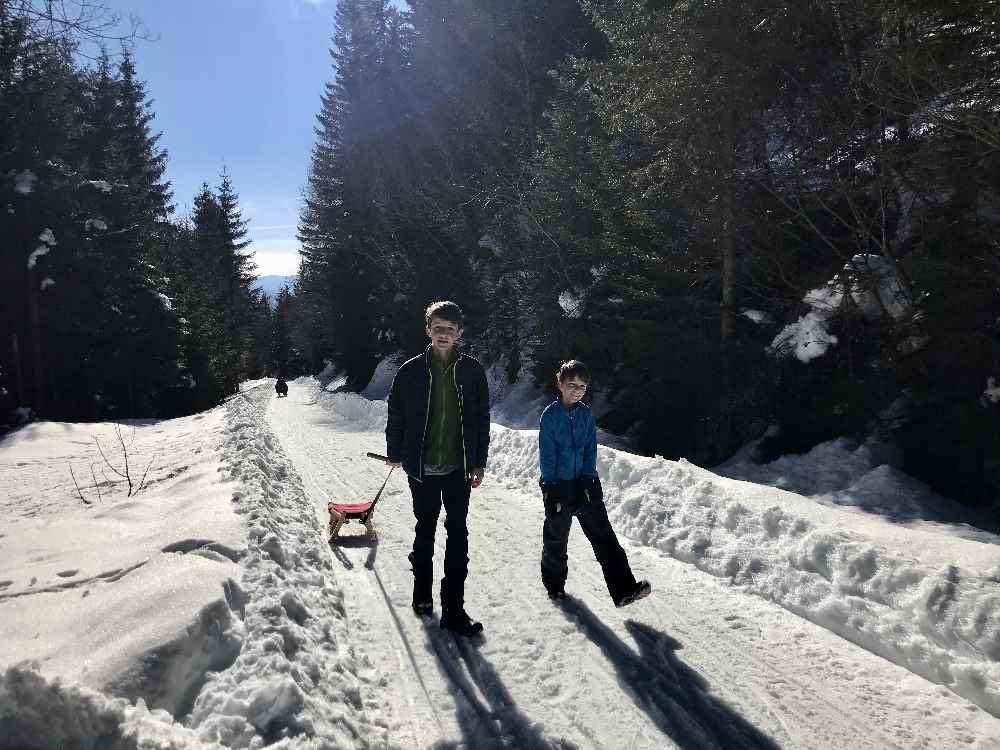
[
  {"left": 538, "top": 400, "right": 598, "bottom": 483},
  {"left": 386, "top": 347, "right": 490, "bottom": 481}
]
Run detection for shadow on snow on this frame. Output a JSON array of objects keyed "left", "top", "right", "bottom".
[
  {"left": 556, "top": 597, "right": 781, "bottom": 750},
  {"left": 422, "top": 624, "right": 577, "bottom": 750}
]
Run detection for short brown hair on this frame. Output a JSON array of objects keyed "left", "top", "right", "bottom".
[
  {"left": 425, "top": 300, "right": 464, "bottom": 327},
  {"left": 556, "top": 359, "right": 590, "bottom": 383}
]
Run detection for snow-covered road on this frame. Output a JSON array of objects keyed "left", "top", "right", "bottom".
[
  {"left": 264, "top": 380, "right": 1000, "bottom": 749},
  {"left": 4, "top": 379, "right": 997, "bottom": 748}
]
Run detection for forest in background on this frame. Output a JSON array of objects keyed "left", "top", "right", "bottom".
[
  {"left": 1, "top": 0, "right": 997, "bottom": 506},
  {"left": 0, "top": 0, "right": 279, "bottom": 419},
  {"left": 294, "top": 0, "right": 1000, "bottom": 506}
]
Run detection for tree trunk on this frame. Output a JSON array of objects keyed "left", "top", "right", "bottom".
[
  {"left": 11, "top": 333, "right": 24, "bottom": 405},
  {"left": 720, "top": 171, "right": 737, "bottom": 455},
  {"left": 27, "top": 268, "right": 44, "bottom": 414},
  {"left": 516, "top": 1, "right": 535, "bottom": 156}
]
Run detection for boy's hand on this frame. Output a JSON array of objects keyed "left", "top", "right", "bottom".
[{"left": 470, "top": 467, "right": 485, "bottom": 488}]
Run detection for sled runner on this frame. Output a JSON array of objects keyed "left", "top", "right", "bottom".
[{"left": 328, "top": 452, "right": 395, "bottom": 542}]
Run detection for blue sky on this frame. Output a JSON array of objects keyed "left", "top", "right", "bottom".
[{"left": 120, "top": 0, "right": 341, "bottom": 277}]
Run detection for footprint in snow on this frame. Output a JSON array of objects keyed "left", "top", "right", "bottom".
[{"left": 56, "top": 569, "right": 79, "bottom": 578}]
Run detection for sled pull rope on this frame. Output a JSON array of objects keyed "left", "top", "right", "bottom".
[{"left": 363, "top": 465, "right": 395, "bottom": 519}]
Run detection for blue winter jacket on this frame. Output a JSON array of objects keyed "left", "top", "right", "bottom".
[{"left": 538, "top": 400, "right": 598, "bottom": 483}]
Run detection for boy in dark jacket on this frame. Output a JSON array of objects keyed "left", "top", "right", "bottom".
[
  {"left": 386, "top": 301, "right": 490, "bottom": 636},
  {"left": 539, "top": 360, "right": 650, "bottom": 607}
]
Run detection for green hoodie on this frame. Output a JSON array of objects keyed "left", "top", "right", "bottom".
[{"left": 423, "top": 350, "right": 463, "bottom": 471}]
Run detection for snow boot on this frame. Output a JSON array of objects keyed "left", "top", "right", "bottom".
[
  {"left": 440, "top": 608, "right": 484, "bottom": 637},
  {"left": 615, "top": 580, "right": 651, "bottom": 608},
  {"left": 412, "top": 599, "right": 434, "bottom": 617}
]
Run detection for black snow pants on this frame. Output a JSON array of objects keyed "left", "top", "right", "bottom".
[
  {"left": 408, "top": 470, "right": 471, "bottom": 611},
  {"left": 540, "top": 478, "right": 637, "bottom": 603}
]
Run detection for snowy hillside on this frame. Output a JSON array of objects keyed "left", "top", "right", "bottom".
[{"left": 1, "top": 379, "right": 999, "bottom": 748}]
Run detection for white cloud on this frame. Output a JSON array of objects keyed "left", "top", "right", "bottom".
[
  {"left": 250, "top": 224, "right": 297, "bottom": 233},
  {"left": 251, "top": 238, "right": 301, "bottom": 277}
]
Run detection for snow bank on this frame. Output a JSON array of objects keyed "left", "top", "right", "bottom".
[
  {"left": 314, "top": 362, "right": 345, "bottom": 391},
  {"left": 0, "top": 667, "right": 207, "bottom": 749},
  {"left": 487, "top": 425, "right": 1000, "bottom": 718},
  {"left": 0, "top": 414, "right": 246, "bottom": 717},
  {"left": 186, "top": 384, "right": 379, "bottom": 747},
  {"left": 485, "top": 360, "right": 549, "bottom": 430},
  {"left": 719, "top": 436, "right": 1000, "bottom": 541},
  {"left": 360, "top": 356, "right": 400, "bottom": 401}
]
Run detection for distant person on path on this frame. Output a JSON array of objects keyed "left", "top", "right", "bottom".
[
  {"left": 539, "top": 360, "right": 650, "bottom": 607},
  {"left": 386, "top": 301, "right": 490, "bottom": 637},
  {"left": 275, "top": 375, "right": 288, "bottom": 397}
]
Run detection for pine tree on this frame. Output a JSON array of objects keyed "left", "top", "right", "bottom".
[
  {"left": 84, "top": 48, "right": 178, "bottom": 417},
  {"left": 270, "top": 285, "right": 297, "bottom": 376},
  {"left": 215, "top": 168, "right": 255, "bottom": 393},
  {"left": 246, "top": 288, "right": 273, "bottom": 379},
  {"left": 0, "top": 11, "right": 86, "bottom": 417},
  {"left": 298, "top": 0, "right": 401, "bottom": 388}
]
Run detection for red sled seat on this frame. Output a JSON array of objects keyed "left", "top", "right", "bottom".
[
  {"left": 327, "top": 500, "right": 378, "bottom": 540},
  {"left": 327, "top": 461, "right": 395, "bottom": 542},
  {"left": 327, "top": 501, "right": 374, "bottom": 518}
]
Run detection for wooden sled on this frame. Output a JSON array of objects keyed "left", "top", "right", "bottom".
[{"left": 328, "top": 453, "right": 394, "bottom": 542}]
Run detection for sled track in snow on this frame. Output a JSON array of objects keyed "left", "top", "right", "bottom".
[{"left": 268, "top": 392, "right": 441, "bottom": 748}]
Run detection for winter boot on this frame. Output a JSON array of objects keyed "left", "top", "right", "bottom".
[
  {"left": 440, "top": 608, "right": 484, "bottom": 637},
  {"left": 615, "top": 580, "right": 651, "bottom": 608}
]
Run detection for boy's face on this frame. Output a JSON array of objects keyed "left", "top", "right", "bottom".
[
  {"left": 557, "top": 375, "right": 588, "bottom": 406},
  {"left": 425, "top": 316, "right": 463, "bottom": 356}
]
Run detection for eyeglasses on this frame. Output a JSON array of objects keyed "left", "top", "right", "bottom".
[{"left": 563, "top": 382, "right": 588, "bottom": 393}]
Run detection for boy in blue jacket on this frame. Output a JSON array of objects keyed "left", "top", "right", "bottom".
[{"left": 539, "top": 360, "right": 650, "bottom": 607}]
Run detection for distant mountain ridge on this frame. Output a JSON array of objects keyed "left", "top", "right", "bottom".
[{"left": 253, "top": 275, "right": 297, "bottom": 305}]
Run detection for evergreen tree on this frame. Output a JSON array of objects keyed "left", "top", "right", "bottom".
[
  {"left": 78, "top": 48, "right": 179, "bottom": 417},
  {"left": 299, "top": 0, "right": 404, "bottom": 388},
  {"left": 215, "top": 169, "right": 255, "bottom": 393},
  {"left": 270, "top": 285, "right": 298, "bottom": 376},
  {"left": 246, "top": 288, "right": 273, "bottom": 379},
  {"left": 0, "top": 5, "right": 262, "bottom": 424},
  {"left": 0, "top": 10, "right": 87, "bottom": 418}
]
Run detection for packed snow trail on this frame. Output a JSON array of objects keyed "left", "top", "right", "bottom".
[{"left": 263, "top": 380, "right": 1000, "bottom": 749}]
